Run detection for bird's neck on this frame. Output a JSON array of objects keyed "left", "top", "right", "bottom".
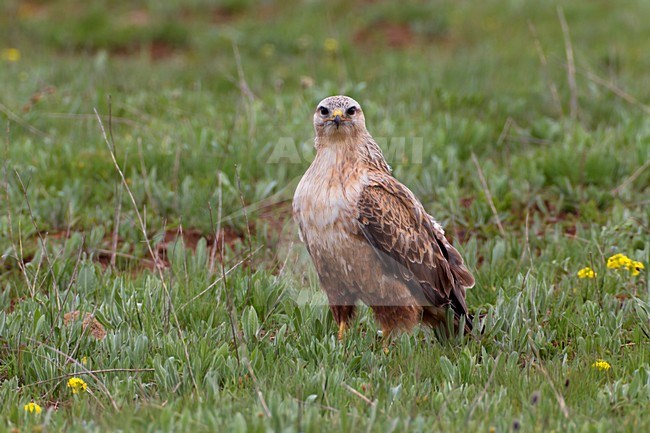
[{"left": 313, "top": 132, "right": 391, "bottom": 175}]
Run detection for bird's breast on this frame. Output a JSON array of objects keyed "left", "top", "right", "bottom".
[{"left": 293, "top": 157, "right": 366, "bottom": 252}]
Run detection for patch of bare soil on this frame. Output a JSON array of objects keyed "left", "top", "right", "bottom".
[
  {"left": 5, "top": 226, "right": 243, "bottom": 275},
  {"left": 256, "top": 200, "right": 293, "bottom": 239},
  {"left": 109, "top": 40, "right": 181, "bottom": 61},
  {"left": 354, "top": 22, "right": 418, "bottom": 49},
  {"left": 212, "top": 6, "right": 244, "bottom": 24},
  {"left": 151, "top": 227, "right": 242, "bottom": 270}
]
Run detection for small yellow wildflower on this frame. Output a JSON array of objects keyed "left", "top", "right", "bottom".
[
  {"left": 607, "top": 253, "right": 632, "bottom": 270},
  {"left": 23, "top": 402, "right": 42, "bottom": 414},
  {"left": 81, "top": 356, "right": 88, "bottom": 365},
  {"left": 1, "top": 48, "right": 21, "bottom": 62},
  {"left": 577, "top": 267, "right": 596, "bottom": 279},
  {"left": 607, "top": 254, "right": 645, "bottom": 276},
  {"left": 591, "top": 359, "right": 611, "bottom": 371},
  {"left": 323, "top": 38, "right": 339, "bottom": 54},
  {"left": 630, "top": 261, "right": 644, "bottom": 277},
  {"left": 67, "top": 377, "right": 88, "bottom": 394}
]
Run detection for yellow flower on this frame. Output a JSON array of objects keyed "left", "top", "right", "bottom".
[
  {"left": 630, "top": 261, "right": 644, "bottom": 277},
  {"left": 591, "top": 359, "right": 611, "bottom": 371},
  {"left": 81, "top": 356, "right": 88, "bottom": 365},
  {"left": 67, "top": 377, "right": 88, "bottom": 394},
  {"left": 1, "top": 48, "right": 21, "bottom": 62},
  {"left": 23, "top": 402, "right": 42, "bottom": 414},
  {"left": 607, "top": 254, "right": 645, "bottom": 276},
  {"left": 577, "top": 267, "right": 596, "bottom": 279},
  {"left": 607, "top": 253, "right": 632, "bottom": 270},
  {"left": 323, "top": 38, "right": 339, "bottom": 54}
]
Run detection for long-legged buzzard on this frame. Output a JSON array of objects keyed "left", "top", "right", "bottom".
[{"left": 293, "top": 95, "right": 474, "bottom": 341}]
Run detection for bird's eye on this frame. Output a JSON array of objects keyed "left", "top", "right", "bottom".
[
  {"left": 346, "top": 107, "right": 357, "bottom": 116},
  {"left": 319, "top": 106, "right": 329, "bottom": 116}
]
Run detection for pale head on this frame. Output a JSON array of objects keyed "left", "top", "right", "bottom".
[{"left": 313, "top": 95, "right": 367, "bottom": 138}]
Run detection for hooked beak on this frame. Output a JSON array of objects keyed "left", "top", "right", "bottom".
[{"left": 331, "top": 109, "right": 344, "bottom": 129}]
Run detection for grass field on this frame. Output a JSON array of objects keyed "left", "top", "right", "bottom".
[{"left": 1, "top": 0, "right": 649, "bottom": 431}]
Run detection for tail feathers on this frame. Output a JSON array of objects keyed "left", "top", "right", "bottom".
[
  {"left": 450, "top": 285, "right": 471, "bottom": 331},
  {"left": 447, "top": 243, "right": 475, "bottom": 289},
  {"left": 422, "top": 303, "right": 472, "bottom": 336},
  {"left": 451, "top": 308, "right": 473, "bottom": 334}
]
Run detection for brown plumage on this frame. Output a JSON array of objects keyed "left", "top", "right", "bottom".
[{"left": 293, "top": 95, "right": 474, "bottom": 341}]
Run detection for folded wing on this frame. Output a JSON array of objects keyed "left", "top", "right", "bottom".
[{"left": 357, "top": 179, "right": 474, "bottom": 327}]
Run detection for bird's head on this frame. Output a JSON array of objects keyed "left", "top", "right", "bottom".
[{"left": 313, "top": 95, "right": 366, "bottom": 138}]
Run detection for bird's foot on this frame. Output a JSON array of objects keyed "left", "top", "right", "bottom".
[{"left": 380, "top": 326, "right": 392, "bottom": 354}]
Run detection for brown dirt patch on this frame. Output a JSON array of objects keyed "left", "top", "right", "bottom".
[
  {"left": 21, "top": 225, "right": 243, "bottom": 274},
  {"left": 256, "top": 200, "right": 293, "bottom": 238},
  {"left": 149, "top": 40, "right": 177, "bottom": 60},
  {"left": 212, "top": 6, "right": 244, "bottom": 24},
  {"left": 354, "top": 22, "right": 418, "bottom": 49},
  {"left": 152, "top": 227, "right": 242, "bottom": 270},
  {"left": 109, "top": 40, "right": 180, "bottom": 61}
]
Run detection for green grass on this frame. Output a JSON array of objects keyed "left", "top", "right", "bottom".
[{"left": 1, "top": 0, "right": 649, "bottom": 431}]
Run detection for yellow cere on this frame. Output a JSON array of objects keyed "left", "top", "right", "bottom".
[
  {"left": 67, "top": 377, "right": 88, "bottom": 394},
  {"left": 23, "top": 402, "right": 42, "bottom": 414},
  {"left": 591, "top": 359, "right": 611, "bottom": 371},
  {"left": 577, "top": 267, "right": 596, "bottom": 279}
]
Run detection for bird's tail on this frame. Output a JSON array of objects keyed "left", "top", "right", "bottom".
[{"left": 422, "top": 302, "right": 472, "bottom": 339}]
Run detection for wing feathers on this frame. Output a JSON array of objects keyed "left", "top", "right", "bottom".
[{"left": 357, "top": 180, "right": 474, "bottom": 325}]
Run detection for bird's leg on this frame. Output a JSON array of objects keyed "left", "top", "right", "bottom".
[
  {"left": 338, "top": 321, "right": 347, "bottom": 341},
  {"left": 372, "top": 306, "right": 400, "bottom": 353},
  {"left": 331, "top": 304, "right": 355, "bottom": 342},
  {"left": 381, "top": 324, "right": 393, "bottom": 354}
]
